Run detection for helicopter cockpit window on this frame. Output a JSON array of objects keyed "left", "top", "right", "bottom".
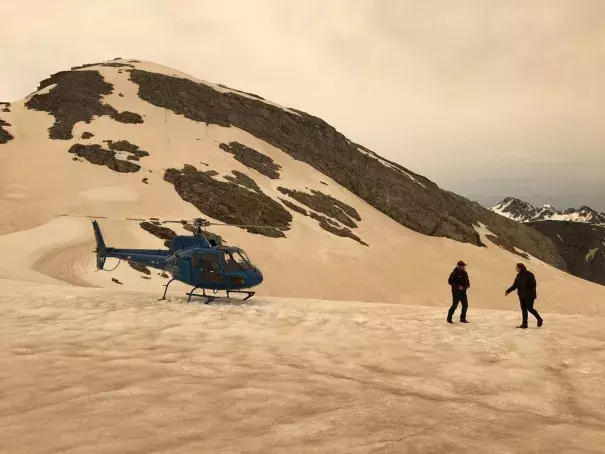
[
  {"left": 222, "top": 252, "right": 239, "bottom": 272},
  {"left": 201, "top": 253, "right": 221, "bottom": 272},
  {"left": 231, "top": 251, "right": 254, "bottom": 270}
]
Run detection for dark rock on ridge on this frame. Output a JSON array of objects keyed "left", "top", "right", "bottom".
[
  {"left": 0, "top": 119, "right": 13, "bottom": 144},
  {"left": 224, "top": 170, "right": 261, "bottom": 192},
  {"left": 309, "top": 211, "right": 368, "bottom": 246},
  {"left": 218, "top": 84, "right": 265, "bottom": 100},
  {"left": 106, "top": 139, "right": 149, "bottom": 158},
  {"left": 68, "top": 144, "right": 141, "bottom": 173},
  {"left": 219, "top": 142, "right": 281, "bottom": 179},
  {"left": 277, "top": 187, "right": 360, "bottom": 228},
  {"left": 25, "top": 70, "right": 143, "bottom": 140}
]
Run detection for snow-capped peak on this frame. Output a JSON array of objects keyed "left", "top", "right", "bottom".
[{"left": 490, "top": 198, "right": 605, "bottom": 225}]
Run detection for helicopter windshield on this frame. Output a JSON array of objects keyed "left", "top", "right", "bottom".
[{"left": 224, "top": 250, "right": 253, "bottom": 271}]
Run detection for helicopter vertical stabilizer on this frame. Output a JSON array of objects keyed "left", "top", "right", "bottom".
[{"left": 92, "top": 221, "right": 107, "bottom": 270}]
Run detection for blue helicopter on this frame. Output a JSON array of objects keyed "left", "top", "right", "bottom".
[{"left": 61, "top": 215, "right": 277, "bottom": 303}]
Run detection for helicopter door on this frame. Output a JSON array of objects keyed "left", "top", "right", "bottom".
[{"left": 200, "top": 252, "right": 225, "bottom": 283}]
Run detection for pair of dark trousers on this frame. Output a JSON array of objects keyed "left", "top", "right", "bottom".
[
  {"left": 520, "top": 298, "right": 542, "bottom": 326},
  {"left": 448, "top": 291, "right": 468, "bottom": 321}
]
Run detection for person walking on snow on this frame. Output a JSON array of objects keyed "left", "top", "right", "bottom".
[
  {"left": 447, "top": 261, "right": 470, "bottom": 324},
  {"left": 505, "top": 263, "right": 543, "bottom": 329}
]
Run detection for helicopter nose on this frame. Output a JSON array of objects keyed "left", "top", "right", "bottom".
[{"left": 254, "top": 269, "right": 264, "bottom": 285}]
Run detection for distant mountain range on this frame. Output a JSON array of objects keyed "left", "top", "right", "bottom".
[
  {"left": 491, "top": 197, "right": 605, "bottom": 225},
  {"left": 490, "top": 197, "right": 605, "bottom": 286}
]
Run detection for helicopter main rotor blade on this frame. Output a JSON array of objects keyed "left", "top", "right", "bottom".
[
  {"left": 56, "top": 214, "right": 285, "bottom": 230},
  {"left": 56, "top": 214, "right": 193, "bottom": 225},
  {"left": 56, "top": 214, "right": 149, "bottom": 221},
  {"left": 205, "top": 222, "right": 286, "bottom": 229}
]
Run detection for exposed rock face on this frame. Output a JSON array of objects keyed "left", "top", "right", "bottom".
[
  {"left": 279, "top": 198, "right": 308, "bottom": 216},
  {"left": 0, "top": 102, "right": 10, "bottom": 113},
  {"left": 277, "top": 187, "right": 366, "bottom": 245},
  {"left": 25, "top": 70, "right": 143, "bottom": 140},
  {"left": 68, "top": 144, "right": 141, "bottom": 173},
  {"left": 106, "top": 140, "right": 149, "bottom": 158},
  {"left": 81, "top": 132, "right": 94, "bottom": 139},
  {"left": 527, "top": 221, "right": 605, "bottom": 286},
  {"left": 277, "top": 187, "right": 360, "bottom": 228},
  {"left": 224, "top": 170, "right": 261, "bottom": 192},
  {"left": 218, "top": 84, "right": 265, "bottom": 100},
  {"left": 219, "top": 142, "right": 281, "bottom": 179},
  {"left": 309, "top": 211, "right": 368, "bottom": 246},
  {"left": 164, "top": 165, "right": 292, "bottom": 238},
  {"left": 129, "top": 69, "right": 563, "bottom": 268},
  {"left": 0, "top": 119, "right": 13, "bottom": 144},
  {"left": 70, "top": 62, "right": 135, "bottom": 70},
  {"left": 485, "top": 235, "right": 530, "bottom": 260}
]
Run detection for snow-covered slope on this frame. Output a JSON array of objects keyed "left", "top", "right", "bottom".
[
  {"left": 492, "top": 197, "right": 605, "bottom": 224},
  {"left": 2, "top": 280, "right": 605, "bottom": 453}
]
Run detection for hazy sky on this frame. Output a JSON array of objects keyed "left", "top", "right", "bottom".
[{"left": 2, "top": 0, "right": 605, "bottom": 210}]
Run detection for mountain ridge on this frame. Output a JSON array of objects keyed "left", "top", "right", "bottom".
[{"left": 491, "top": 197, "right": 605, "bottom": 224}]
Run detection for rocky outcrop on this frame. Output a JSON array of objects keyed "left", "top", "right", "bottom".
[
  {"left": 309, "top": 211, "right": 368, "bottom": 246},
  {"left": 25, "top": 70, "right": 143, "bottom": 140},
  {"left": 70, "top": 62, "right": 135, "bottom": 70},
  {"left": 164, "top": 165, "right": 292, "bottom": 238},
  {"left": 219, "top": 142, "right": 281, "bottom": 179},
  {"left": 277, "top": 187, "right": 361, "bottom": 228},
  {"left": 0, "top": 102, "right": 10, "bottom": 113},
  {"left": 527, "top": 221, "right": 605, "bottom": 286},
  {"left": 218, "top": 84, "right": 265, "bottom": 100},
  {"left": 68, "top": 144, "right": 141, "bottom": 173},
  {"left": 279, "top": 198, "right": 308, "bottom": 216},
  {"left": 224, "top": 170, "right": 262, "bottom": 192},
  {"left": 129, "top": 69, "right": 563, "bottom": 268},
  {"left": 277, "top": 188, "right": 367, "bottom": 245},
  {"left": 0, "top": 119, "right": 13, "bottom": 144},
  {"left": 106, "top": 140, "right": 149, "bottom": 158},
  {"left": 81, "top": 132, "right": 94, "bottom": 139}
]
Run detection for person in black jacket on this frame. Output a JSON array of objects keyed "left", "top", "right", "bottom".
[
  {"left": 505, "top": 263, "right": 543, "bottom": 329},
  {"left": 447, "top": 260, "right": 470, "bottom": 324}
]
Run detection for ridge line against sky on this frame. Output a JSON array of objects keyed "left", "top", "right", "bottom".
[{"left": 2, "top": 0, "right": 604, "bottom": 210}]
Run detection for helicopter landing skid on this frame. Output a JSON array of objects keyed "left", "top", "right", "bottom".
[{"left": 186, "top": 287, "right": 255, "bottom": 304}]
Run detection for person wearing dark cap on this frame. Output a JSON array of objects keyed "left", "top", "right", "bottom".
[
  {"left": 505, "top": 263, "right": 543, "bottom": 329},
  {"left": 447, "top": 261, "right": 470, "bottom": 324}
]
